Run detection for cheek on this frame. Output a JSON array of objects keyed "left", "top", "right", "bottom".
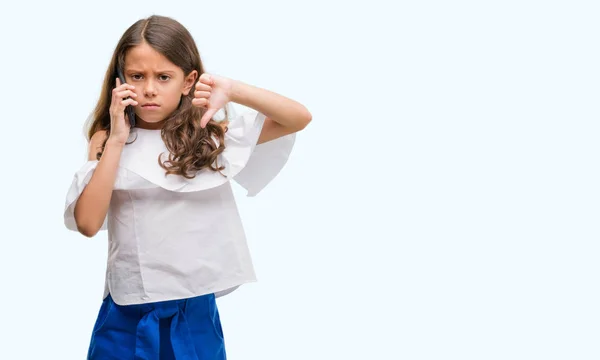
[
  {"left": 166, "top": 81, "right": 187, "bottom": 95},
  {"left": 164, "top": 87, "right": 185, "bottom": 109}
]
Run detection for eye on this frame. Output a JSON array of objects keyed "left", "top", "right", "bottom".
[
  {"left": 159, "top": 75, "right": 171, "bottom": 81},
  {"left": 131, "top": 74, "right": 143, "bottom": 81}
]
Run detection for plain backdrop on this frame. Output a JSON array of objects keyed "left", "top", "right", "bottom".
[{"left": 1, "top": 0, "right": 599, "bottom": 359}]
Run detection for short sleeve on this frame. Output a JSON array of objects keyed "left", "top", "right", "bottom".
[
  {"left": 221, "top": 105, "right": 296, "bottom": 196},
  {"left": 63, "top": 160, "right": 107, "bottom": 232},
  {"left": 232, "top": 131, "right": 296, "bottom": 197}
]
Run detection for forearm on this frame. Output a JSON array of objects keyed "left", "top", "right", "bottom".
[
  {"left": 229, "top": 80, "right": 311, "bottom": 130},
  {"left": 74, "top": 139, "right": 123, "bottom": 237}
]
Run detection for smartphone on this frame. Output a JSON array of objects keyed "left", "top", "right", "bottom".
[{"left": 116, "top": 67, "right": 136, "bottom": 127}]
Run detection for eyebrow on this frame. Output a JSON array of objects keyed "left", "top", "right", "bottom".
[{"left": 126, "top": 69, "right": 177, "bottom": 75}]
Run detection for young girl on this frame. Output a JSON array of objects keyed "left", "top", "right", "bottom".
[{"left": 63, "top": 15, "right": 311, "bottom": 359}]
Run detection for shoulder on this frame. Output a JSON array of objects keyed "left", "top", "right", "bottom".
[{"left": 88, "top": 130, "right": 108, "bottom": 160}]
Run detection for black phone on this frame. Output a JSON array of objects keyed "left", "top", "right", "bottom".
[{"left": 116, "top": 67, "right": 136, "bottom": 127}]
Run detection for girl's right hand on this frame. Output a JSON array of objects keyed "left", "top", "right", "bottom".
[{"left": 109, "top": 78, "right": 138, "bottom": 144}]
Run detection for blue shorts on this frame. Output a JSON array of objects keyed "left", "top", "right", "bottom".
[{"left": 87, "top": 293, "right": 226, "bottom": 359}]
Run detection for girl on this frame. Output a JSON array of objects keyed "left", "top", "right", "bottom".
[{"left": 63, "top": 15, "right": 311, "bottom": 360}]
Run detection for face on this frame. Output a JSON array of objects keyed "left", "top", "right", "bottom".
[{"left": 123, "top": 42, "right": 197, "bottom": 128}]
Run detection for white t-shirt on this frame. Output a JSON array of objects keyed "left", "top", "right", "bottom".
[{"left": 63, "top": 108, "right": 295, "bottom": 306}]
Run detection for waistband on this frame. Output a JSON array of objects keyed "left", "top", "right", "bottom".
[{"left": 106, "top": 293, "right": 215, "bottom": 359}]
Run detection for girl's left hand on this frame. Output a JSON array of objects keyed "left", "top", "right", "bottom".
[{"left": 193, "top": 73, "right": 235, "bottom": 128}]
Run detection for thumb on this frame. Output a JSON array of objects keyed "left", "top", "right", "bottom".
[{"left": 200, "top": 108, "right": 218, "bottom": 128}]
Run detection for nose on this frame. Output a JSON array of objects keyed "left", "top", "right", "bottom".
[{"left": 144, "top": 79, "right": 157, "bottom": 97}]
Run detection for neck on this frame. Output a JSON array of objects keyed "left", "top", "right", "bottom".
[{"left": 135, "top": 116, "right": 164, "bottom": 130}]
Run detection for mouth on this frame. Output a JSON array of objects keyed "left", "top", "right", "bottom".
[{"left": 142, "top": 103, "right": 160, "bottom": 109}]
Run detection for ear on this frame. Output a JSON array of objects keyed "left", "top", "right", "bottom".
[{"left": 182, "top": 70, "right": 198, "bottom": 96}]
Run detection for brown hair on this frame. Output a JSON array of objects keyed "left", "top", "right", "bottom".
[{"left": 86, "top": 15, "right": 227, "bottom": 178}]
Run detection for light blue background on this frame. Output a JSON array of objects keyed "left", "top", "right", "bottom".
[{"left": 0, "top": 0, "right": 598, "bottom": 359}]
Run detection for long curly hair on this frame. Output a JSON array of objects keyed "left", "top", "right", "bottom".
[{"left": 86, "top": 15, "right": 228, "bottom": 179}]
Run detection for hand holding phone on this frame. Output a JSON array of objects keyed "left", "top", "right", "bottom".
[{"left": 116, "top": 68, "right": 136, "bottom": 127}]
